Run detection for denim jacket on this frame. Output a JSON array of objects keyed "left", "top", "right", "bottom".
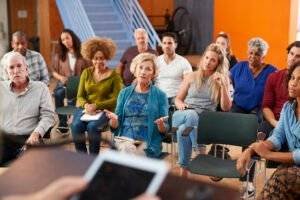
[{"left": 114, "top": 84, "right": 168, "bottom": 158}]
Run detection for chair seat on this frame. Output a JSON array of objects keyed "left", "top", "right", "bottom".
[
  {"left": 55, "top": 106, "right": 77, "bottom": 115},
  {"left": 188, "top": 154, "right": 240, "bottom": 178}
]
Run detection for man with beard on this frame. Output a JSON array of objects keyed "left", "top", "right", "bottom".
[{"left": 155, "top": 32, "right": 192, "bottom": 103}]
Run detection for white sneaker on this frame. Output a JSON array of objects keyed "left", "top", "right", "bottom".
[{"left": 241, "top": 182, "right": 255, "bottom": 199}]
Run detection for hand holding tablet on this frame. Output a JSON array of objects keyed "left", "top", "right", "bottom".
[{"left": 72, "top": 150, "right": 169, "bottom": 200}]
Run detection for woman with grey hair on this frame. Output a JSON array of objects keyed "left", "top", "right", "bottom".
[
  {"left": 105, "top": 53, "right": 168, "bottom": 158},
  {"left": 230, "top": 37, "right": 277, "bottom": 198},
  {"left": 230, "top": 37, "right": 276, "bottom": 120}
]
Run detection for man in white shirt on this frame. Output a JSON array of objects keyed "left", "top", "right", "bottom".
[{"left": 155, "top": 32, "right": 192, "bottom": 102}]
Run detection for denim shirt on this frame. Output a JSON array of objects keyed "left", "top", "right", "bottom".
[{"left": 267, "top": 101, "right": 300, "bottom": 165}]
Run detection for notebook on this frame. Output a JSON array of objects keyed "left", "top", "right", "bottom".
[{"left": 80, "top": 112, "right": 103, "bottom": 121}]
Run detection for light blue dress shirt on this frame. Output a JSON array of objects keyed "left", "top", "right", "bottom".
[{"left": 267, "top": 101, "right": 300, "bottom": 165}]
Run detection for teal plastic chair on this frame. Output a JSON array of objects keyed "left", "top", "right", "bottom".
[
  {"left": 188, "top": 111, "right": 258, "bottom": 178},
  {"left": 55, "top": 76, "right": 80, "bottom": 128}
]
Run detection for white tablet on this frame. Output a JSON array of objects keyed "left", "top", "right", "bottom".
[{"left": 74, "top": 149, "right": 169, "bottom": 200}]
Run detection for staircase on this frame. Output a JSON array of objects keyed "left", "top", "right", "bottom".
[
  {"left": 81, "top": 0, "right": 132, "bottom": 67},
  {"left": 56, "top": 0, "right": 160, "bottom": 68}
]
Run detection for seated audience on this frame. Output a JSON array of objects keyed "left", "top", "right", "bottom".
[
  {"left": 71, "top": 37, "right": 123, "bottom": 155},
  {"left": 117, "top": 28, "right": 157, "bottom": 86},
  {"left": 230, "top": 37, "right": 277, "bottom": 122},
  {"left": 0, "top": 52, "right": 55, "bottom": 165},
  {"left": 260, "top": 41, "right": 300, "bottom": 137},
  {"left": 105, "top": 53, "right": 168, "bottom": 158},
  {"left": 50, "top": 29, "right": 89, "bottom": 134},
  {"left": 237, "top": 61, "right": 300, "bottom": 200},
  {"left": 172, "top": 43, "right": 232, "bottom": 168},
  {"left": 0, "top": 31, "right": 49, "bottom": 85},
  {"left": 155, "top": 32, "right": 192, "bottom": 103}
]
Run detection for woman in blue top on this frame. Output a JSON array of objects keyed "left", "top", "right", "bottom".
[
  {"left": 231, "top": 37, "right": 277, "bottom": 197},
  {"left": 105, "top": 53, "right": 168, "bottom": 158},
  {"left": 230, "top": 37, "right": 277, "bottom": 122},
  {"left": 237, "top": 61, "right": 300, "bottom": 199}
]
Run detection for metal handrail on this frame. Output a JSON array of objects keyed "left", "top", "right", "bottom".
[
  {"left": 112, "top": 0, "right": 161, "bottom": 48},
  {"left": 55, "top": 0, "right": 95, "bottom": 41}
]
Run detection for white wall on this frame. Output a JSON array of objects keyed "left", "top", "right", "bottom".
[{"left": 0, "top": 0, "right": 8, "bottom": 57}]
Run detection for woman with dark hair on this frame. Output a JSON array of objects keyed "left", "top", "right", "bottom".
[
  {"left": 215, "top": 32, "right": 238, "bottom": 69},
  {"left": 50, "top": 29, "right": 89, "bottom": 134},
  {"left": 237, "top": 61, "right": 300, "bottom": 199}
]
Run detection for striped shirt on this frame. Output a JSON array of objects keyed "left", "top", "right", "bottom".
[
  {"left": 0, "top": 50, "right": 50, "bottom": 85},
  {"left": 0, "top": 80, "right": 55, "bottom": 136}
]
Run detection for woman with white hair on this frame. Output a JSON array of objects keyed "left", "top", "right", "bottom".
[
  {"left": 230, "top": 37, "right": 277, "bottom": 121},
  {"left": 230, "top": 37, "right": 277, "bottom": 198},
  {"left": 105, "top": 53, "right": 168, "bottom": 158}
]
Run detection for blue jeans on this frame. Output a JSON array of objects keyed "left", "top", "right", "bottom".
[
  {"left": 172, "top": 109, "right": 199, "bottom": 167},
  {"left": 71, "top": 108, "right": 108, "bottom": 154}
]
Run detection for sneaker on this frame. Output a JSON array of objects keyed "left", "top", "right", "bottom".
[{"left": 241, "top": 182, "right": 255, "bottom": 199}]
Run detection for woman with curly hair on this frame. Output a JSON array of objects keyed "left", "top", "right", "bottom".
[
  {"left": 50, "top": 29, "right": 89, "bottom": 134},
  {"left": 105, "top": 53, "right": 168, "bottom": 158},
  {"left": 71, "top": 37, "right": 123, "bottom": 154},
  {"left": 172, "top": 43, "right": 232, "bottom": 168}
]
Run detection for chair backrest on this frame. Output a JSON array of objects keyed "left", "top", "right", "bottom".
[
  {"left": 197, "top": 111, "right": 258, "bottom": 148},
  {"left": 66, "top": 76, "right": 80, "bottom": 100}
]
